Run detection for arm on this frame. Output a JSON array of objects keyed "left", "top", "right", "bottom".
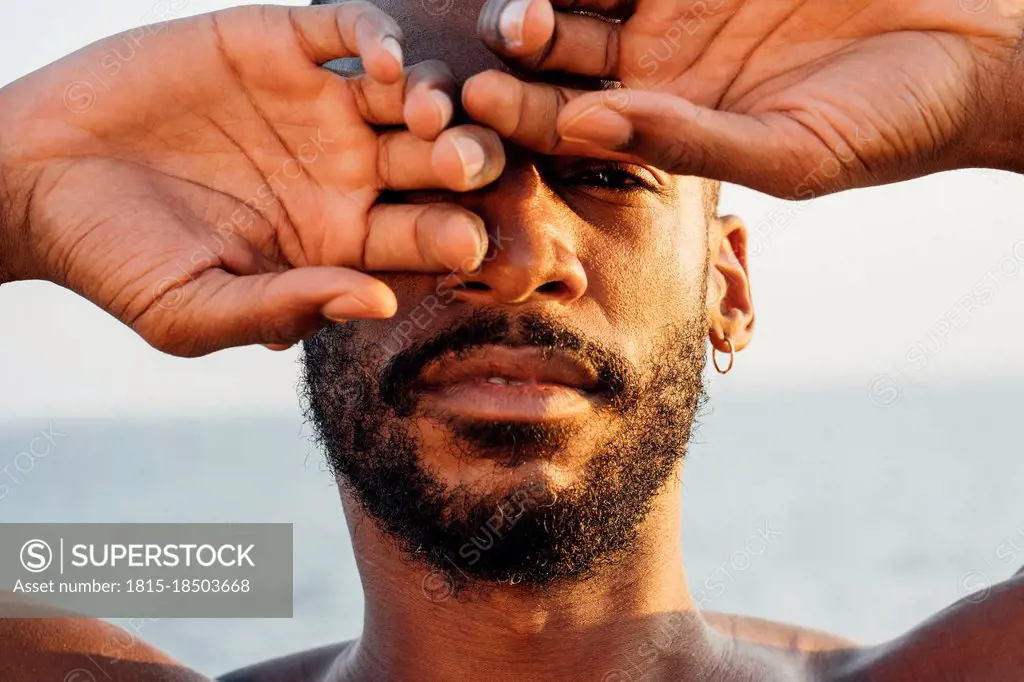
[
  {"left": 0, "top": 593, "right": 209, "bottom": 681},
  {"left": 703, "top": 611, "right": 858, "bottom": 653},
  {"left": 826, "top": 569, "right": 1024, "bottom": 681}
]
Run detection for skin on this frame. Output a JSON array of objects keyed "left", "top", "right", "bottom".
[
  {"left": 466, "top": 0, "right": 1024, "bottom": 196},
  {"left": 0, "top": 3, "right": 508, "bottom": 355},
  {"left": 1, "top": 2, "right": 1023, "bottom": 682}
]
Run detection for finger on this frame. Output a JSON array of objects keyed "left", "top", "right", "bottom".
[
  {"left": 349, "top": 60, "right": 458, "bottom": 138},
  {"left": 555, "top": 89, "right": 810, "bottom": 196},
  {"left": 378, "top": 125, "right": 506, "bottom": 191},
  {"left": 464, "top": 71, "right": 639, "bottom": 162},
  {"left": 478, "top": 0, "right": 621, "bottom": 77},
  {"left": 364, "top": 204, "right": 488, "bottom": 272},
  {"left": 464, "top": 70, "right": 587, "bottom": 153},
  {"left": 404, "top": 60, "right": 458, "bottom": 140},
  {"left": 287, "top": 2, "right": 405, "bottom": 82},
  {"left": 143, "top": 267, "right": 397, "bottom": 356}
]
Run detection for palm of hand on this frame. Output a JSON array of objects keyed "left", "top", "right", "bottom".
[
  {"left": 3, "top": 4, "right": 498, "bottom": 354},
  {"left": 612, "top": 0, "right": 1010, "bottom": 190},
  {"left": 469, "top": 0, "right": 1022, "bottom": 196}
]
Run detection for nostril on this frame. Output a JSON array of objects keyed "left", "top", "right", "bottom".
[
  {"left": 536, "top": 281, "right": 569, "bottom": 296},
  {"left": 457, "top": 281, "right": 491, "bottom": 292}
]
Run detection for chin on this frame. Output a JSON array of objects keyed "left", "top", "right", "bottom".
[{"left": 412, "top": 414, "right": 608, "bottom": 487}]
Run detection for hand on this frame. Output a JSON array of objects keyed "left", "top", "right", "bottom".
[
  {"left": 0, "top": 2, "right": 504, "bottom": 356},
  {"left": 465, "top": 0, "right": 1024, "bottom": 197}
]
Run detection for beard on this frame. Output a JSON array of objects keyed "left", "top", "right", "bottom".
[{"left": 300, "top": 310, "right": 707, "bottom": 592}]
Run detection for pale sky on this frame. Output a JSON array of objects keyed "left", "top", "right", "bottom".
[{"left": 2, "top": 0, "right": 1024, "bottom": 418}]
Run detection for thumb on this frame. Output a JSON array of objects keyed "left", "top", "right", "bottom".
[
  {"left": 557, "top": 90, "right": 807, "bottom": 197},
  {"left": 141, "top": 266, "right": 397, "bottom": 357}
]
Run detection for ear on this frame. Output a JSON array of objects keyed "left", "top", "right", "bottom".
[{"left": 707, "top": 215, "right": 755, "bottom": 353}]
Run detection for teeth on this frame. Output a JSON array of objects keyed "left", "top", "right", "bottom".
[{"left": 484, "top": 377, "right": 529, "bottom": 386}]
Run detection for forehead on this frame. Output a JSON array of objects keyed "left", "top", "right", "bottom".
[
  {"left": 381, "top": 0, "right": 506, "bottom": 81},
  {"left": 320, "top": 0, "right": 589, "bottom": 84},
  {"left": 316, "top": 0, "right": 501, "bottom": 80},
  {"left": 315, "top": 0, "right": 715, "bottom": 209}
]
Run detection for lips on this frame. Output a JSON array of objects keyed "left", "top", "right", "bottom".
[
  {"left": 416, "top": 345, "right": 600, "bottom": 422},
  {"left": 419, "top": 345, "right": 598, "bottom": 393}
]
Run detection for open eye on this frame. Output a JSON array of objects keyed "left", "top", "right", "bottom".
[{"left": 561, "top": 162, "right": 660, "bottom": 193}]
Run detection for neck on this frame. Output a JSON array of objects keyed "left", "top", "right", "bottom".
[{"left": 330, "top": 475, "right": 732, "bottom": 682}]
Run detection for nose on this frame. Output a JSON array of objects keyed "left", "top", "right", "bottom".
[{"left": 439, "top": 164, "right": 587, "bottom": 307}]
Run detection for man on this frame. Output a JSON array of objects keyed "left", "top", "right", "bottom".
[{"left": 1, "top": 1, "right": 1023, "bottom": 681}]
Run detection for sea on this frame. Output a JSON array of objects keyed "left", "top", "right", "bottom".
[{"left": 2, "top": 379, "right": 1022, "bottom": 678}]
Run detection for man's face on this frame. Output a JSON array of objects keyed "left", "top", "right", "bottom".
[{"left": 302, "top": 0, "right": 739, "bottom": 590}]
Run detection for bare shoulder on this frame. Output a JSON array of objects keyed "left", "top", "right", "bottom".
[
  {"left": 827, "top": 568, "right": 1024, "bottom": 682},
  {"left": 217, "top": 642, "right": 351, "bottom": 682},
  {"left": 0, "top": 594, "right": 209, "bottom": 681},
  {"left": 703, "top": 610, "right": 859, "bottom": 652}
]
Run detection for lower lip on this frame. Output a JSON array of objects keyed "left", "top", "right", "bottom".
[{"left": 422, "top": 381, "right": 594, "bottom": 421}]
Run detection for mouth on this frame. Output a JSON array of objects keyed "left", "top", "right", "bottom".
[{"left": 418, "top": 345, "right": 599, "bottom": 422}]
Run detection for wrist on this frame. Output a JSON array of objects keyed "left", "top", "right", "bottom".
[
  {"left": 0, "top": 152, "right": 17, "bottom": 286},
  {"left": 0, "top": 96, "right": 34, "bottom": 285},
  {"left": 972, "top": 8, "right": 1024, "bottom": 173}
]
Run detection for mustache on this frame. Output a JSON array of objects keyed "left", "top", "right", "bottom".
[{"left": 379, "top": 311, "right": 637, "bottom": 416}]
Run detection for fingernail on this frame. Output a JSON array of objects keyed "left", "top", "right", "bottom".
[
  {"left": 453, "top": 136, "right": 487, "bottom": 182},
  {"left": 560, "top": 105, "right": 633, "bottom": 149},
  {"left": 431, "top": 89, "right": 453, "bottom": 128},
  {"left": 438, "top": 215, "right": 487, "bottom": 270},
  {"left": 474, "top": 221, "right": 489, "bottom": 262},
  {"left": 322, "top": 293, "right": 376, "bottom": 322},
  {"left": 381, "top": 36, "right": 403, "bottom": 67},
  {"left": 498, "top": 0, "right": 530, "bottom": 48},
  {"left": 468, "top": 217, "right": 489, "bottom": 269}
]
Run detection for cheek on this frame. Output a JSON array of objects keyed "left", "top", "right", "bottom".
[{"left": 582, "top": 209, "right": 708, "bottom": 355}]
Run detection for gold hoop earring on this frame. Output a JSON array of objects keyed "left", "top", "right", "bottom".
[{"left": 713, "top": 337, "right": 735, "bottom": 375}]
